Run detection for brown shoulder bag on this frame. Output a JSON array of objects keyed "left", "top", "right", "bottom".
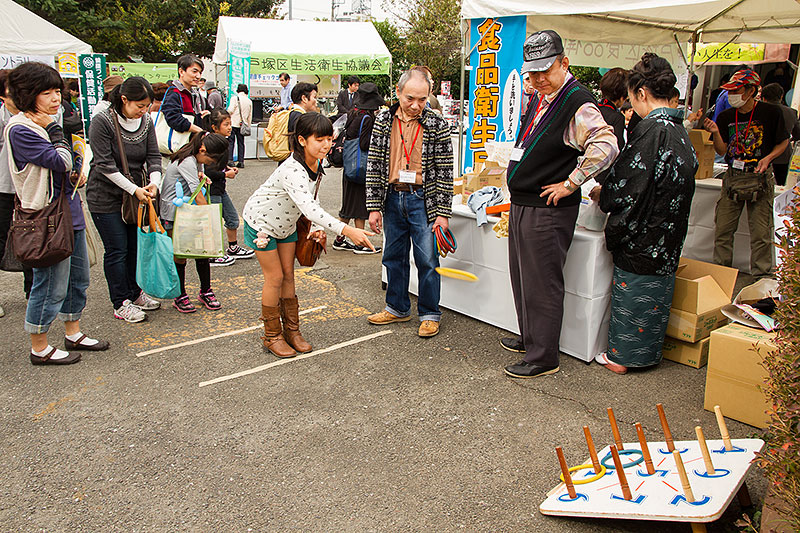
[
  {"left": 111, "top": 112, "right": 144, "bottom": 224},
  {"left": 294, "top": 176, "right": 326, "bottom": 267}
]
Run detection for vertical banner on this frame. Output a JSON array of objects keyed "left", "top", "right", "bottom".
[
  {"left": 78, "top": 53, "right": 106, "bottom": 134},
  {"left": 465, "top": 15, "right": 526, "bottom": 172},
  {"left": 228, "top": 40, "right": 251, "bottom": 95}
]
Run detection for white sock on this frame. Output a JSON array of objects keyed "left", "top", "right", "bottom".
[
  {"left": 595, "top": 352, "right": 610, "bottom": 365},
  {"left": 66, "top": 332, "right": 99, "bottom": 346},
  {"left": 32, "top": 345, "right": 69, "bottom": 360}
]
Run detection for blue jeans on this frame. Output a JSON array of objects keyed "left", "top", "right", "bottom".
[
  {"left": 211, "top": 193, "right": 240, "bottom": 230},
  {"left": 25, "top": 229, "right": 90, "bottom": 333},
  {"left": 382, "top": 188, "right": 441, "bottom": 322},
  {"left": 91, "top": 211, "right": 140, "bottom": 309}
]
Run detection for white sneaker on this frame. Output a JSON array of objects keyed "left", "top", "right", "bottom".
[
  {"left": 209, "top": 255, "right": 235, "bottom": 266},
  {"left": 115, "top": 300, "right": 147, "bottom": 323},
  {"left": 0, "top": 304, "right": 4, "bottom": 318},
  {"left": 131, "top": 291, "right": 161, "bottom": 310}
]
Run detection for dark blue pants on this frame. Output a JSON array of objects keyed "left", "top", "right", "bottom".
[
  {"left": 91, "top": 211, "right": 140, "bottom": 309},
  {"left": 229, "top": 127, "right": 245, "bottom": 163}
]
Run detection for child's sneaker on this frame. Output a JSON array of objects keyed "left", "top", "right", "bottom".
[
  {"left": 198, "top": 289, "right": 221, "bottom": 311},
  {"left": 226, "top": 244, "right": 254, "bottom": 259},
  {"left": 210, "top": 255, "right": 235, "bottom": 266},
  {"left": 131, "top": 291, "right": 161, "bottom": 310},
  {"left": 173, "top": 295, "right": 196, "bottom": 313},
  {"left": 332, "top": 237, "right": 355, "bottom": 251}
]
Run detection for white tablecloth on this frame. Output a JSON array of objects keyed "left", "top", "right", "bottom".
[{"left": 398, "top": 203, "right": 613, "bottom": 362}]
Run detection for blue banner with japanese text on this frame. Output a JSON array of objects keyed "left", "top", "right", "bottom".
[{"left": 465, "top": 16, "right": 526, "bottom": 173}]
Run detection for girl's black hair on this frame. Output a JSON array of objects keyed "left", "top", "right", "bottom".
[
  {"left": 171, "top": 132, "right": 229, "bottom": 166},
  {"left": 205, "top": 108, "right": 231, "bottom": 133},
  {"left": 7, "top": 62, "right": 64, "bottom": 113},
  {"left": 110, "top": 76, "right": 155, "bottom": 115},
  {"left": 627, "top": 53, "right": 676, "bottom": 101},
  {"left": 291, "top": 112, "right": 333, "bottom": 160}
]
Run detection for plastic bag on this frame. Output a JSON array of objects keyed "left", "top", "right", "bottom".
[
  {"left": 136, "top": 198, "right": 180, "bottom": 299},
  {"left": 171, "top": 178, "right": 225, "bottom": 259},
  {"left": 576, "top": 179, "right": 607, "bottom": 232}
]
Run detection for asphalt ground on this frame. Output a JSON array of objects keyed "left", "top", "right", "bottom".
[{"left": 0, "top": 157, "right": 765, "bottom": 531}]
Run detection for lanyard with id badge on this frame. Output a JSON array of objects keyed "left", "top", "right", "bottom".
[
  {"left": 510, "top": 97, "right": 544, "bottom": 163},
  {"left": 398, "top": 118, "right": 422, "bottom": 184}
]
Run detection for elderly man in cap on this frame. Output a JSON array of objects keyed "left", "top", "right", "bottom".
[
  {"left": 704, "top": 69, "right": 788, "bottom": 278},
  {"left": 502, "top": 30, "right": 620, "bottom": 379}
]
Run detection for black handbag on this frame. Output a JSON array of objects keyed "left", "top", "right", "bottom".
[
  {"left": 9, "top": 178, "right": 74, "bottom": 268},
  {"left": 0, "top": 232, "right": 24, "bottom": 272}
]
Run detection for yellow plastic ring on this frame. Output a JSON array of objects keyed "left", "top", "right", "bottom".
[{"left": 559, "top": 463, "right": 607, "bottom": 485}]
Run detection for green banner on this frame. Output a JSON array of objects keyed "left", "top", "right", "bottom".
[
  {"left": 250, "top": 53, "right": 390, "bottom": 75},
  {"left": 78, "top": 54, "right": 107, "bottom": 134},
  {"left": 228, "top": 40, "right": 251, "bottom": 93},
  {"left": 108, "top": 63, "right": 177, "bottom": 84}
]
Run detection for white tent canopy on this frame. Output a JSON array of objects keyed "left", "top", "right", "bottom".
[
  {"left": 212, "top": 17, "right": 391, "bottom": 65},
  {"left": 0, "top": 0, "right": 92, "bottom": 55},
  {"left": 462, "top": 0, "right": 800, "bottom": 44}
]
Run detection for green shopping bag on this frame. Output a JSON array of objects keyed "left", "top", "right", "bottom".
[
  {"left": 136, "top": 197, "right": 181, "bottom": 299},
  {"left": 172, "top": 175, "right": 225, "bottom": 259}
]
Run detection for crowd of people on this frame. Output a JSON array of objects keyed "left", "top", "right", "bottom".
[{"left": 0, "top": 32, "right": 791, "bottom": 370}]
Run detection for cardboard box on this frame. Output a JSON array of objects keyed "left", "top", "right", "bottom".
[
  {"left": 463, "top": 161, "right": 506, "bottom": 195},
  {"left": 666, "top": 258, "right": 737, "bottom": 342},
  {"left": 662, "top": 336, "right": 710, "bottom": 368},
  {"left": 689, "top": 129, "right": 716, "bottom": 180},
  {"left": 704, "top": 323, "right": 774, "bottom": 428},
  {"left": 453, "top": 177, "right": 464, "bottom": 196}
]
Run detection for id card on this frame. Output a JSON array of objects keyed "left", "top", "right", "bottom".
[
  {"left": 398, "top": 169, "right": 417, "bottom": 184},
  {"left": 510, "top": 147, "right": 524, "bottom": 161},
  {"left": 733, "top": 159, "right": 745, "bottom": 170}
]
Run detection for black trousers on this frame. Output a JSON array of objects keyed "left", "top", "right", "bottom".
[
  {"left": 0, "top": 192, "right": 34, "bottom": 298},
  {"left": 773, "top": 163, "right": 789, "bottom": 186},
  {"left": 228, "top": 127, "right": 245, "bottom": 163},
  {"left": 508, "top": 203, "right": 579, "bottom": 366}
]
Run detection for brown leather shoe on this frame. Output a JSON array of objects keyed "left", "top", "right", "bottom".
[
  {"left": 367, "top": 310, "right": 411, "bottom": 325},
  {"left": 280, "top": 296, "right": 312, "bottom": 353},
  {"left": 418, "top": 320, "right": 439, "bottom": 337},
  {"left": 261, "top": 304, "right": 296, "bottom": 358}
]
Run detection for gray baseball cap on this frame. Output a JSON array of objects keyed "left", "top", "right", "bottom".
[{"left": 521, "top": 30, "right": 564, "bottom": 74}]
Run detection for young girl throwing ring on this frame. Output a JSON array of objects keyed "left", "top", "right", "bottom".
[{"left": 243, "top": 112, "right": 375, "bottom": 358}]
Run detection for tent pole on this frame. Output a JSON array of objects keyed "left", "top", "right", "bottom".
[
  {"left": 687, "top": 31, "right": 698, "bottom": 118},
  {"left": 458, "top": 18, "right": 466, "bottom": 174}
]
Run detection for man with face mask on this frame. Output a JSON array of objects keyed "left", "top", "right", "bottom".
[
  {"left": 501, "top": 30, "right": 619, "bottom": 379},
  {"left": 704, "top": 69, "right": 788, "bottom": 278}
]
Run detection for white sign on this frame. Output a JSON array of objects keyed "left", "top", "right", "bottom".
[
  {"left": 0, "top": 54, "right": 55, "bottom": 69},
  {"left": 501, "top": 70, "right": 522, "bottom": 142}
]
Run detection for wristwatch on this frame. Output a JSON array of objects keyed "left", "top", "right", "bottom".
[{"left": 563, "top": 179, "right": 577, "bottom": 192}]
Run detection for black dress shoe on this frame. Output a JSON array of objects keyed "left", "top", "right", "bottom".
[
  {"left": 65, "top": 334, "right": 110, "bottom": 351},
  {"left": 500, "top": 336, "right": 525, "bottom": 353},
  {"left": 236, "top": 161, "right": 244, "bottom": 169},
  {"left": 504, "top": 360, "right": 559, "bottom": 378}
]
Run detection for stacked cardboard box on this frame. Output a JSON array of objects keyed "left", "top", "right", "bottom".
[
  {"left": 704, "top": 323, "right": 774, "bottom": 428},
  {"left": 459, "top": 161, "right": 507, "bottom": 198},
  {"left": 662, "top": 258, "right": 737, "bottom": 368},
  {"left": 689, "top": 129, "right": 716, "bottom": 180}
]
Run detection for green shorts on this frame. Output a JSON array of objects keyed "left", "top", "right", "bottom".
[{"left": 244, "top": 221, "right": 297, "bottom": 252}]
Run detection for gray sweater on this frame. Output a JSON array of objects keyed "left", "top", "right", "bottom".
[{"left": 86, "top": 108, "right": 161, "bottom": 213}]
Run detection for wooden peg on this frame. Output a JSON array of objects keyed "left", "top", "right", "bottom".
[
  {"left": 556, "top": 446, "right": 577, "bottom": 499},
  {"left": 690, "top": 524, "right": 708, "bottom": 533},
  {"left": 635, "top": 423, "right": 655, "bottom": 475},
  {"left": 673, "top": 449, "right": 695, "bottom": 502},
  {"left": 695, "top": 426, "right": 715, "bottom": 475},
  {"left": 610, "top": 445, "right": 632, "bottom": 500},
  {"left": 714, "top": 405, "right": 733, "bottom": 451},
  {"left": 656, "top": 403, "right": 675, "bottom": 452},
  {"left": 583, "top": 426, "right": 602, "bottom": 474},
  {"left": 607, "top": 407, "right": 624, "bottom": 451}
]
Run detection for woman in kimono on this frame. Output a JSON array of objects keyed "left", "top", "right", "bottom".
[{"left": 591, "top": 53, "right": 698, "bottom": 374}]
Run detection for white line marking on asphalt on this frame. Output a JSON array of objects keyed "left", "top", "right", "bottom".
[
  {"left": 135, "top": 306, "right": 328, "bottom": 358},
  {"left": 198, "top": 330, "right": 393, "bottom": 388}
]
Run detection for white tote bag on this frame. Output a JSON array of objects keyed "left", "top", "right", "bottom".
[{"left": 152, "top": 110, "right": 194, "bottom": 155}]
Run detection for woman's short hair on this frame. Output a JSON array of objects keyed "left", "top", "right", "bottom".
[
  {"left": 627, "top": 53, "right": 676, "bottom": 101},
  {"left": 599, "top": 68, "right": 628, "bottom": 102},
  {"left": 237, "top": 84, "right": 248, "bottom": 95},
  {"left": 7, "top": 62, "right": 64, "bottom": 113}
]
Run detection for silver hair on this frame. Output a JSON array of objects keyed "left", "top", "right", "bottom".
[{"left": 397, "top": 69, "right": 431, "bottom": 93}]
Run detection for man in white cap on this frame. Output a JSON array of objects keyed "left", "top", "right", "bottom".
[{"left": 502, "top": 30, "right": 619, "bottom": 378}]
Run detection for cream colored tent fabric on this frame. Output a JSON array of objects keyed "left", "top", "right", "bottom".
[
  {"left": 462, "top": 0, "right": 800, "bottom": 44},
  {"left": 0, "top": 0, "right": 91, "bottom": 55}
]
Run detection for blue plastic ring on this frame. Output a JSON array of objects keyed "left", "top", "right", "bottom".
[{"left": 600, "top": 449, "right": 645, "bottom": 470}]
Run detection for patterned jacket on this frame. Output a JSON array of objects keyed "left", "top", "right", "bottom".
[{"left": 365, "top": 104, "right": 453, "bottom": 222}]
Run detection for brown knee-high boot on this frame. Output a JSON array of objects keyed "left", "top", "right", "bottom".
[
  {"left": 280, "top": 296, "right": 313, "bottom": 353},
  {"left": 261, "top": 304, "right": 296, "bottom": 358}
]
